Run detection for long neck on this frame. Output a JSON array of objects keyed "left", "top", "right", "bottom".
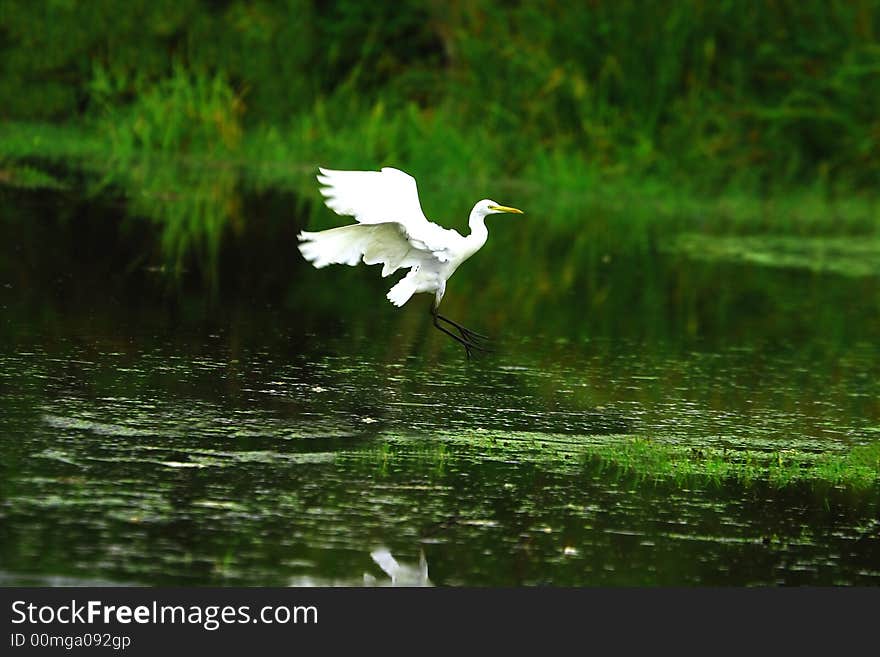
[{"left": 467, "top": 209, "right": 489, "bottom": 246}]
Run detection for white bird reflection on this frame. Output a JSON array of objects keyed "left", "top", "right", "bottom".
[
  {"left": 364, "top": 548, "right": 432, "bottom": 587},
  {"left": 286, "top": 547, "right": 433, "bottom": 587}
]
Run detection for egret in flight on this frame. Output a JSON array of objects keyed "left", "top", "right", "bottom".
[{"left": 297, "top": 167, "right": 523, "bottom": 357}]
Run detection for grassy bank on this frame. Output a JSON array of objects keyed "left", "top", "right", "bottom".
[{"left": 359, "top": 431, "right": 880, "bottom": 492}]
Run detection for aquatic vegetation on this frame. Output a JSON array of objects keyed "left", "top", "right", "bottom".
[
  {"left": 588, "top": 437, "right": 880, "bottom": 490},
  {"left": 354, "top": 432, "right": 880, "bottom": 492},
  {"left": 668, "top": 234, "right": 880, "bottom": 278}
]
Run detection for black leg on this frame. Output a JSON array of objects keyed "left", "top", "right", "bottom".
[
  {"left": 433, "top": 313, "right": 476, "bottom": 359},
  {"left": 435, "top": 313, "right": 490, "bottom": 343},
  {"left": 430, "top": 307, "right": 491, "bottom": 359}
]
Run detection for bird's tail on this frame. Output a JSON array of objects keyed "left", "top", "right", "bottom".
[{"left": 386, "top": 270, "right": 418, "bottom": 307}]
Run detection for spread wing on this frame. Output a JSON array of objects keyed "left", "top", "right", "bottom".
[
  {"left": 318, "top": 167, "right": 428, "bottom": 226},
  {"left": 316, "top": 167, "right": 460, "bottom": 262},
  {"left": 298, "top": 222, "right": 434, "bottom": 275}
]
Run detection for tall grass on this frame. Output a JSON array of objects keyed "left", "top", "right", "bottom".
[
  {"left": 3, "top": 0, "right": 878, "bottom": 192},
  {"left": 77, "top": 64, "right": 245, "bottom": 278},
  {"left": 89, "top": 62, "right": 243, "bottom": 156}
]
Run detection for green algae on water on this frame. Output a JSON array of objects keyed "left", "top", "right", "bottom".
[{"left": 349, "top": 432, "right": 880, "bottom": 492}]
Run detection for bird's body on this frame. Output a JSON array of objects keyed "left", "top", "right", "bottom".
[{"left": 297, "top": 167, "right": 522, "bottom": 356}]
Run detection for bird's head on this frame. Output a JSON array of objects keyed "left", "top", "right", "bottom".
[{"left": 474, "top": 199, "right": 525, "bottom": 217}]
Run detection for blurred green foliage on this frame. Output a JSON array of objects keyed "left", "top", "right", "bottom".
[
  {"left": 2, "top": 0, "right": 879, "bottom": 192},
  {"left": 89, "top": 62, "right": 243, "bottom": 154}
]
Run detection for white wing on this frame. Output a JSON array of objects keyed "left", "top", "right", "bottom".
[
  {"left": 317, "top": 167, "right": 428, "bottom": 226},
  {"left": 298, "top": 223, "right": 422, "bottom": 275},
  {"left": 316, "top": 167, "right": 460, "bottom": 262}
]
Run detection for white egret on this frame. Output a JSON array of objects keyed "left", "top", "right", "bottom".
[{"left": 297, "top": 167, "right": 524, "bottom": 357}]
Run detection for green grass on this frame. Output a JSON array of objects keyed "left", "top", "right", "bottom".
[
  {"left": 89, "top": 62, "right": 243, "bottom": 156},
  {"left": 4, "top": 1, "right": 879, "bottom": 191},
  {"left": 0, "top": 161, "right": 66, "bottom": 190},
  {"left": 356, "top": 431, "right": 880, "bottom": 492},
  {"left": 589, "top": 437, "right": 880, "bottom": 489}
]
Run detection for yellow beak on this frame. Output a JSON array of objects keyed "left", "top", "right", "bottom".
[{"left": 488, "top": 205, "right": 524, "bottom": 214}]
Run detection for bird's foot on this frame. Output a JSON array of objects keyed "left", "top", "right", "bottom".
[
  {"left": 435, "top": 313, "right": 491, "bottom": 345},
  {"left": 461, "top": 337, "right": 493, "bottom": 360},
  {"left": 431, "top": 310, "right": 493, "bottom": 360},
  {"left": 456, "top": 326, "right": 491, "bottom": 345}
]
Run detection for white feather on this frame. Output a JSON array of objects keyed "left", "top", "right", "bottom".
[
  {"left": 317, "top": 167, "right": 428, "bottom": 226},
  {"left": 298, "top": 223, "right": 414, "bottom": 276}
]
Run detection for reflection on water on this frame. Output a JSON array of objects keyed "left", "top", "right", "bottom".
[
  {"left": 367, "top": 548, "right": 432, "bottom": 587},
  {"left": 0, "top": 182, "right": 879, "bottom": 586},
  {"left": 282, "top": 549, "right": 431, "bottom": 587}
]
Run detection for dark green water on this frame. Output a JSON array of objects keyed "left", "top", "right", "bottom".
[{"left": 1, "top": 180, "right": 879, "bottom": 586}]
